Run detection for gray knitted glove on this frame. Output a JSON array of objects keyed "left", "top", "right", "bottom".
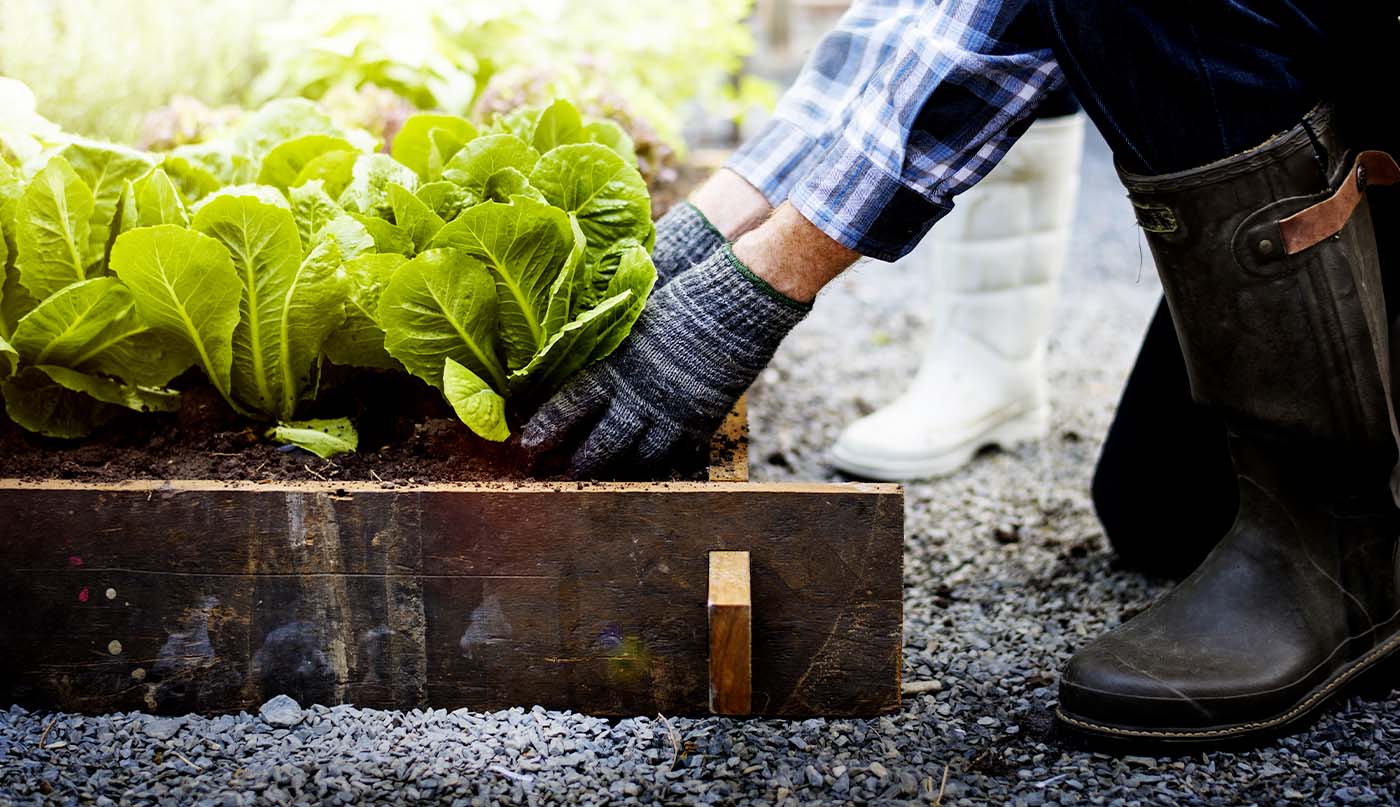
[
  {"left": 651, "top": 202, "right": 727, "bottom": 285},
  {"left": 521, "top": 246, "right": 809, "bottom": 478}
]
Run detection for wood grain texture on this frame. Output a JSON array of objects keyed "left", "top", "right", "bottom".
[
  {"left": 0, "top": 480, "right": 903, "bottom": 716},
  {"left": 708, "top": 551, "right": 751, "bottom": 715}
]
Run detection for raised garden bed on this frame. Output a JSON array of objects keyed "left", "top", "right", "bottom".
[
  {"left": 0, "top": 404, "right": 905, "bottom": 717},
  {"left": 0, "top": 91, "right": 904, "bottom": 718}
]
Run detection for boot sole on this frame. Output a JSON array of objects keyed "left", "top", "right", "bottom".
[
  {"left": 1055, "top": 628, "right": 1400, "bottom": 745},
  {"left": 831, "top": 406, "right": 1049, "bottom": 481}
]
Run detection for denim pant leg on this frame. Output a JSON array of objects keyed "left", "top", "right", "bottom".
[{"left": 1034, "top": 0, "right": 1338, "bottom": 174}]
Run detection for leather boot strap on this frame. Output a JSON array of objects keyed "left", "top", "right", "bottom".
[{"left": 1280, "top": 150, "right": 1400, "bottom": 255}]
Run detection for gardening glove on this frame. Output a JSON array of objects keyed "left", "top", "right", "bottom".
[
  {"left": 651, "top": 202, "right": 727, "bottom": 286},
  {"left": 522, "top": 246, "right": 810, "bottom": 478}
]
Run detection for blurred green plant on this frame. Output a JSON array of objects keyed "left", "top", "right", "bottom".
[
  {"left": 0, "top": 0, "right": 287, "bottom": 143},
  {"left": 252, "top": 0, "right": 772, "bottom": 152}
]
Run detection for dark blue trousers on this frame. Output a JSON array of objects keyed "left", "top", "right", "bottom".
[{"left": 1034, "top": 0, "right": 1400, "bottom": 574}]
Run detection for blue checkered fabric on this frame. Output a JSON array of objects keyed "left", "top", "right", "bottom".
[{"left": 729, "top": 0, "right": 1064, "bottom": 261}]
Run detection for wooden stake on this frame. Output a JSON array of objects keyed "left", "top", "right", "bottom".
[{"left": 708, "top": 551, "right": 752, "bottom": 715}]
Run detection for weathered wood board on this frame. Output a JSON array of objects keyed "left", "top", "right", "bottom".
[{"left": 0, "top": 479, "right": 903, "bottom": 716}]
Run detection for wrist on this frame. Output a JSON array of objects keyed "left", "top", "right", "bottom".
[
  {"left": 688, "top": 169, "right": 773, "bottom": 240},
  {"left": 732, "top": 203, "right": 859, "bottom": 303}
]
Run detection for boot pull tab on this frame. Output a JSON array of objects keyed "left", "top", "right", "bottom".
[{"left": 1278, "top": 150, "right": 1400, "bottom": 256}]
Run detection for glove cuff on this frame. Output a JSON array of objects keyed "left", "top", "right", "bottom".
[
  {"left": 717, "top": 244, "right": 812, "bottom": 314},
  {"left": 660, "top": 246, "right": 810, "bottom": 369},
  {"left": 651, "top": 202, "right": 727, "bottom": 284}
]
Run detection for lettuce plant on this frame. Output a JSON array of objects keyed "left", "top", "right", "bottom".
[{"left": 0, "top": 90, "right": 656, "bottom": 456}]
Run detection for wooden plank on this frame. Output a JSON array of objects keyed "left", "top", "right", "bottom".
[
  {"left": 708, "top": 551, "right": 751, "bottom": 715},
  {"left": 0, "top": 481, "right": 902, "bottom": 717}
]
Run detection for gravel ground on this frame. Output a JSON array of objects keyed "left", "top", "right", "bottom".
[{"left": 4, "top": 131, "right": 1400, "bottom": 806}]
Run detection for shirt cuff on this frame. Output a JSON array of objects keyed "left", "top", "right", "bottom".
[
  {"left": 725, "top": 118, "right": 822, "bottom": 208},
  {"left": 790, "top": 137, "right": 951, "bottom": 263}
]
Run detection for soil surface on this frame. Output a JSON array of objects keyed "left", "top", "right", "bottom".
[{"left": 0, "top": 369, "right": 710, "bottom": 484}]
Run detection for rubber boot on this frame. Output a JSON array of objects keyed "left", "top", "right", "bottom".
[
  {"left": 831, "top": 113, "right": 1085, "bottom": 480},
  {"left": 1057, "top": 106, "right": 1400, "bottom": 743}
]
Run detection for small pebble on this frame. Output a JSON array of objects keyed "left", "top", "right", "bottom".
[{"left": 258, "top": 695, "right": 305, "bottom": 728}]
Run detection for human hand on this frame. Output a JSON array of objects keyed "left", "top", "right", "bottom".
[{"left": 521, "top": 247, "right": 808, "bottom": 478}]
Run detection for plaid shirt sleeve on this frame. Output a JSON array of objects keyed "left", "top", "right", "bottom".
[
  {"left": 736, "top": 0, "right": 1067, "bottom": 262},
  {"left": 727, "top": 0, "right": 927, "bottom": 207}
]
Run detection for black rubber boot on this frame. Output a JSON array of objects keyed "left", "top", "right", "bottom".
[{"left": 1057, "top": 105, "right": 1400, "bottom": 743}]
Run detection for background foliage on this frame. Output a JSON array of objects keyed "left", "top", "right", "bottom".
[{"left": 0, "top": 0, "right": 769, "bottom": 152}]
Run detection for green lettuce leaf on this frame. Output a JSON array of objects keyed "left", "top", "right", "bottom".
[
  {"left": 15, "top": 156, "right": 95, "bottom": 300},
  {"left": 585, "top": 241, "right": 658, "bottom": 363},
  {"left": 575, "top": 236, "right": 650, "bottom": 313},
  {"left": 415, "top": 181, "right": 474, "bottom": 221},
  {"left": 2, "top": 365, "right": 177, "bottom": 439},
  {"left": 161, "top": 144, "right": 237, "bottom": 201},
  {"left": 443, "top": 357, "right": 509, "bottom": 442},
  {"left": 0, "top": 267, "right": 35, "bottom": 343},
  {"left": 235, "top": 99, "right": 342, "bottom": 165},
  {"left": 483, "top": 168, "right": 546, "bottom": 205},
  {"left": 442, "top": 134, "right": 539, "bottom": 199},
  {"left": 287, "top": 181, "right": 375, "bottom": 261},
  {"left": 193, "top": 194, "right": 347, "bottom": 420},
  {"left": 266, "top": 417, "right": 359, "bottom": 459},
  {"left": 388, "top": 183, "right": 444, "bottom": 254},
  {"left": 3, "top": 365, "right": 118, "bottom": 438},
  {"left": 288, "top": 180, "right": 342, "bottom": 248},
  {"left": 133, "top": 169, "right": 190, "bottom": 228},
  {"left": 109, "top": 225, "right": 242, "bottom": 407},
  {"left": 257, "top": 134, "right": 357, "bottom": 190},
  {"left": 585, "top": 120, "right": 638, "bottom": 166},
  {"left": 529, "top": 143, "right": 653, "bottom": 262},
  {"left": 350, "top": 213, "right": 414, "bottom": 255},
  {"left": 0, "top": 164, "right": 34, "bottom": 339},
  {"left": 508, "top": 290, "right": 637, "bottom": 400},
  {"left": 0, "top": 172, "right": 10, "bottom": 337},
  {"left": 10, "top": 276, "right": 191, "bottom": 386},
  {"left": 57, "top": 140, "right": 159, "bottom": 268},
  {"left": 378, "top": 248, "right": 506, "bottom": 392},
  {"left": 392, "top": 114, "right": 478, "bottom": 181},
  {"left": 531, "top": 99, "right": 586, "bottom": 154},
  {"left": 508, "top": 241, "right": 656, "bottom": 400},
  {"left": 544, "top": 215, "right": 588, "bottom": 335},
  {"left": 292, "top": 149, "right": 357, "bottom": 197},
  {"left": 193, "top": 183, "right": 292, "bottom": 213},
  {"left": 490, "top": 108, "right": 542, "bottom": 142},
  {"left": 317, "top": 214, "right": 375, "bottom": 261},
  {"left": 36, "top": 364, "right": 179, "bottom": 413},
  {"left": 323, "top": 253, "right": 408, "bottom": 370},
  {"left": 429, "top": 197, "right": 575, "bottom": 371},
  {"left": 339, "top": 154, "right": 419, "bottom": 218},
  {"left": 0, "top": 332, "right": 15, "bottom": 377}
]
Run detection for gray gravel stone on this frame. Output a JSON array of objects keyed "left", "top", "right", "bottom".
[
  {"left": 141, "top": 717, "right": 183, "bottom": 741},
  {"left": 257, "top": 695, "right": 304, "bottom": 728}
]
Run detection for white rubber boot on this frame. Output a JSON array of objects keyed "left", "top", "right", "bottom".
[{"left": 832, "top": 113, "right": 1086, "bottom": 480}]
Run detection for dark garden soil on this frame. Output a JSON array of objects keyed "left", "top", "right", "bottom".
[{"left": 0, "top": 368, "right": 712, "bottom": 484}]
